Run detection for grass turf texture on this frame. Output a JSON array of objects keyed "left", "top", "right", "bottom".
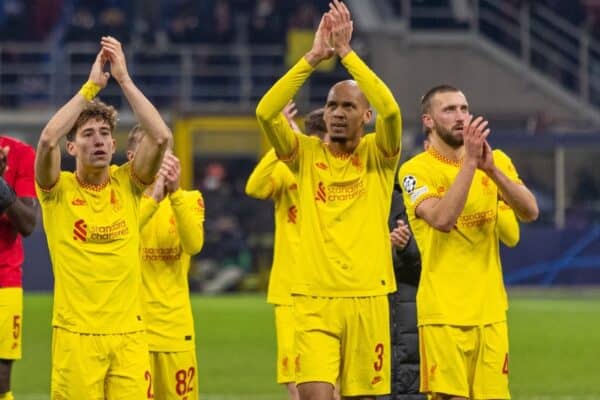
[{"left": 12, "top": 291, "right": 600, "bottom": 399}]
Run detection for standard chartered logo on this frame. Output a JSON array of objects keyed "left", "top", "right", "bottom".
[
  {"left": 73, "top": 218, "right": 129, "bottom": 242},
  {"left": 321, "top": 180, "right": 366, "bottom": 202}
]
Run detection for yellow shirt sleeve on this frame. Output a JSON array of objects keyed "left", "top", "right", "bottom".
[
  {"left": 139, "top": 195, "right": 160, "bottom": 230},
  {"left": 497, "top": 200, "right": 520, "bottom": 247},
  {"left": 245, "top": 149, "right": 283, "bottom": 200},
  {"left": 256, "top": 57, "right": 314, "bottom": 160},
  {"left": 493, "top": 149, "right": 523, "bottom": 184},
  {"left": 170, "top": 189, "right": 205, "bottom": 256},
  {"left": 341, "top": 51, "right": 402, "bottom": 157}
]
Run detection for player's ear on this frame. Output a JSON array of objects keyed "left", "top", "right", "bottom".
[
  {"left": 363, "top": 108, "right": 372, "bottom": 124},
  {"left": 111, "top": 137, "right": 116, "bottom": 155},
  {"left": 66, "top": 140, "right": 77, "bottom": 156},
  {"left": 422, "top": 113, "right": 433, "bottom": 130}
]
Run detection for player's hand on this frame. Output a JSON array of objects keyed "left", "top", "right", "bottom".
[
  {"left": 150, "top": 174, "right": 166, "bottom": 203},
  {"left": 328, "top": 0, "right": 353, "bottom": 57},
  {"left": 390, "top": 219, "right": 411, "bottom": 250},
  {"left": 160, "top": 153, "right": 181, "bottom": 194},
  {"left": 283, "top": 101, "right": 301, "bottom": 132},
  {"left": 0, "top": 146, "right": 9, "bottom": 177},
  {"left": 88, "top": 50, "right": 110, "bottom": 89},
  {"left": 478, "top": 139, "right": 496, "bottom": 174},
  {"left": 0, "top": 176, "right": 16, "bottom": 213},
  {"left": 463, "top": 115, "right": 489, "bottom": 165},
  {"left": 306, "top": 14, "right": 335, "bottom": 66},
  {"left": 100, "top": 36, "right": 131, "bottom": 85}
]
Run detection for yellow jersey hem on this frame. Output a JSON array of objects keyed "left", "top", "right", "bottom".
[
  {"left": 52, "top": 325, "right": 145, "bottom": 335},
  {"left": 417, "top": 317, "right": 507, "bottom": 327}
]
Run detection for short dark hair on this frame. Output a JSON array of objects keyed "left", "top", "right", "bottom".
[
  {"left": 66, "top": 99, "right": 118, "bottom": 141},
  {"left": 420, "top": 84, "right": 460, "bottom": 114},
  {"left": 304, "top": 108, "right": 326, "bottom": 139}
]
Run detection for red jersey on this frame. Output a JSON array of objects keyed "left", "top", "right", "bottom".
[{"left": 0, "top": 136, "right": 36, "bottom": 288}]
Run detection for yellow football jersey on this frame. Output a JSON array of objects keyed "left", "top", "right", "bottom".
[
  {"left": 399, "top": 147, "right": 522, "bottom": 326},
  {"left": 36, "top": 163, "right": 145, "bottom": 334},
  {"left": 245, "top": 149, "right": 299, "bottom": 306},
  {"left": 287, "top": 134, "right": 399, "bottom": 296},
  {"left": 255, "top": 51, "right": 402, "bottom": 297},
  {"left": 139, "top": 189, "right": 204, "bottom": 352}
]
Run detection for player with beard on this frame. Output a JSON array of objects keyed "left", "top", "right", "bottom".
[{"left": 397, "top": 85, "right": 538, "bottom": 400}]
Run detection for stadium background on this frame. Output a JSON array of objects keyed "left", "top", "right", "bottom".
[{"left": 1, "top": 0, "right": 599, "bottom": 398}]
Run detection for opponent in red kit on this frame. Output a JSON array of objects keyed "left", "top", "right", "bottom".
[{"left": 0, "top": 135, "right": 38, "bottom": 400}]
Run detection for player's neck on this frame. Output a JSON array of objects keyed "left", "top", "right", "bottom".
[
  {"left": 430, "top": 136, "right": 463, "bottom": 162},
  {"left": 76, "top": 165, "right": 110, "bottom": 187},
  {"left": 327, "top": 137, "right": 360, "bottom": 156}
]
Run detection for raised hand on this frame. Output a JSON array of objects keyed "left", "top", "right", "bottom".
[
  {"left": 100, "top": 36, "right": 130, "bottom": 85},
  {"left": 306, "top": 14, "right": 335, "bottom": 66},
  {"left": 88, "top": 50, "right": 110, "bottom": 89},
  {"left": 283, "top": 101, "right": 301, "bottom": 132},
  {"left": 160, "top": 152, "right": 181, "bottom": 194},
  {"left": 478, "top": 139, "right": 496, "bottom": 173},
  {"left": 327, "top": 0, "right": 353, "bottom": 57},
  {"left": 462, "top": 115, "right": 490, "bottom": 164}
]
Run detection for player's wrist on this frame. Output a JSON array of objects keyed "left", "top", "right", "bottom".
[
  {"left": 304, "top": 51, "right": 324, "bottom": 67},
  {"left": 116, "top": 76, "right": 133, "bottom": 87},
  {"left": 336, "top": 45, "right": 352, "bottom": 58},
  {"left": 78, "top": 80, "right": 102, "bottom": 102}
]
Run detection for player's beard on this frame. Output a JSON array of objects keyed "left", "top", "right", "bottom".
[{"left": 435, "top": 121, "right": 463, "bottom": 149}]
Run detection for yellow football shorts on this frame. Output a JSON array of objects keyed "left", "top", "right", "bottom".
[
  {"left": 0, "top": 287, "right": 23, "bottom": 360},
  {"left": 419, "top": 322, "right": 510, "bottom": 399},
  {"left": 51, "top": 327, "right": 151, "bottom": 400},
  {"left": 274, "top": 304, "right": 297, "bottom": 384},
  {"left": 294, "top": 295, "right": 390, "bottom": 397},
  {"left": 149, "top": 350, "right": 198, "bottom": 400}
]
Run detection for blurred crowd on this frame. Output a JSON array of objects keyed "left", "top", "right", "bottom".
[{"left": 0, "top": 0, "right": 330, "bottom": 45}]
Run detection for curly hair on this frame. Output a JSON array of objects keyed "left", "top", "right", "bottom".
[{"left": 66, "top": 99, "right": 118, "bottom": 141}]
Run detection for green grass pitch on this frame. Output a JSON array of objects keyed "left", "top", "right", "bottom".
[{"left": 12, "top": 291, "right": 600, "bottom": 399}]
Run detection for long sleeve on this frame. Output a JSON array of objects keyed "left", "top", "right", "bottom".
[
  {"left": 139, "top": 196, "right": 160, "bottom": 230},
  {"left": 341, "top": 51, "right": 402, "bottom": 157},
  {"left": 497, "top": 200, "right": 520, "bottom": 247},
  {"left": 255, "top": 57, "right": 315, "bottom": 160},
  {"left": 170, "top": 190, "right": 205, "bottom": 255},
  {"left": 245, "top": 149, "right": 282, "bottom": 200}
]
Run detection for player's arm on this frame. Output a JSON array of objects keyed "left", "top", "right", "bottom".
[
  {"left": 497, "top": 201, "right": 520, "bottom": 247},
  {"left": 36, "top": 51, "right": 110, "bottom": 189},
  {"left": 329, "top": 1, "right": 401, "bottom": 156},
  {"left": 101, "top": 36, "right": 170, "bottom": 185},
  {"left": 171, "top": 190, "right": 205, "bottom": 256},
  {"left": 256, "top": 15, "right": 332, "bottom": 159},
  {"left": 415, "top": 117, "right": 489, "bottom": 232},
  {"left": 3, "top": 197, "right": 38, "bottom": 237},
  {"left": 0, "top": 146, "right": 37, "bottom": 236},
  {"left": 159, "top": 153, "right": 204, "bottom": 255},
  {"left": 245, "top": 149, "right": 283, "bottom": 200},
  {"left": 480, "top": 142, "right": 538, "bottom": 222},
  {"left": 139, "top": 175, "right": 166, "bottom": 229}
]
